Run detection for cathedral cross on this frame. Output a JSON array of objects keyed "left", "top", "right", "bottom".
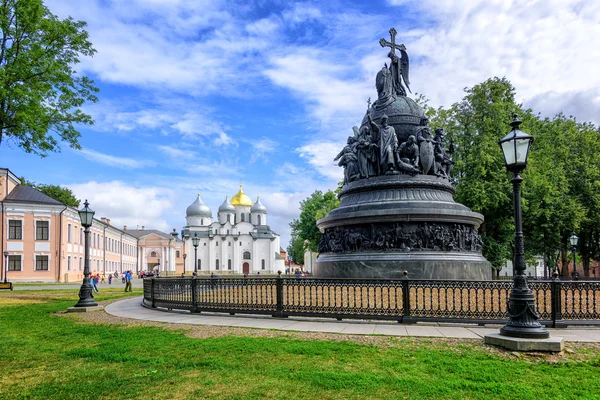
[
  {"left": 379, "top": 27, "right": 406, "bottom": 56},
  {"left": 367, "top": 97, "right": 371, "bottom": 109}
]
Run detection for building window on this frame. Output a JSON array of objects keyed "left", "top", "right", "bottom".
[
  {"left": 198, "top": 259, "right": 201, "bottom": 270},
  {"left": 243, "top": 251, "right": 251, "bottom": 260},
  {"left": 176, "top": 250, "right": 180, "bottom": 258},
  {"left": 228, "top": 242, "right": 231, "bottom": 247},
  {"left": 150, "top": 251, "right": 156, "bottom": 257},
  {"left": 241, "top": 213, "right": 245, "bottom": 222},
  {"left": 216, "top": 259, "right": 219, "bottom": 270},
  {"left": 67, "top": 256, "right": 71, "bottom": 271},
  {"left": 261, "top": 259, "right": 265, "bottom": 270},
  {"left": 227, "top": 214, "right": 231, "bottom": 223},
  {"left": 68, "top": 224, "right": 72, "bottom": 242},
  {"left": 8, "top": 220, "right": 22, "bottom": 240},
  {"left": 201, "top": 218, "right": 204, "bottom": 225},
  {"left": 80, "top": 228, "right": 83, "bottom": 244},
  {"left": 204, "top": 243, "right": 206, "bottom": 246},
  {"left": 36, "top": 221, "right": 49, "bottom": 240},
  {"left": 258, "top": 215, "right": 262, "bottom": 225},
  {"left": 228, "top": 259, "right": 232, "bottom": 270},
  {"left": 216, "top": 241, "right": 219, "bottom": 246},
  {"left": 8, "top": 255, "right": 21, "bottom": 271},
  {"left": 35, "top": 255, "right": 49, "bottom": 271},
  {"left": 239, "top": 242, "right": 242, "bottom": 246}
]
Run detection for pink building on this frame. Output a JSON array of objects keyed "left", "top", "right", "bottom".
[{"left": 0, "top": 168, "right": 183, "bottom": 282}]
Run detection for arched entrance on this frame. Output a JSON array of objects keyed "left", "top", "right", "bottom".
[{"left": 243, "top": 262, "right": 249, "bottom": 274}]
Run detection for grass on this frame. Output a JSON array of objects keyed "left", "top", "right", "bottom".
[{"left": 0, "top": 289, "right": 599, "bottom": 399}]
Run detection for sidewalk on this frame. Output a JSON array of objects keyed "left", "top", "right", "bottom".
[{"left": 106, "top": 297, "right": 600, "bottom": 342}]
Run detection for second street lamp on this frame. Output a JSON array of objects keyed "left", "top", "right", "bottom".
[
  {"left": 498, "top": 114, "right": 549, "bottom": 339},
  {"left": 570, "top": 233, "right": 579, "bottom": 278},
  {"left": 192, "top": 233, "right": 200, "bottom": 274},
  {"left": 74, "top": 200, "right": 98, "bottom": 308}
]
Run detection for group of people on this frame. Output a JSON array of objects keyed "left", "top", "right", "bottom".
[
  {"left": 335, "top": 114, "right": 454, "bottom": 185},
  {"left": 86, "top": 271, "right": 134, "bottom": 292}
]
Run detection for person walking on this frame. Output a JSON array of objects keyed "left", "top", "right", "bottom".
[
  {"left": 101, "top": 274, "right": 106, "bottom": 284},
  {"left": 92, "top": 274, "right": 99, "bottom": 293},
  {"left": 124, "top": 271, "right": 132, "bottom": 292},
  {"left": 108, "top": 274, "right": 112, "bottom": 285}
]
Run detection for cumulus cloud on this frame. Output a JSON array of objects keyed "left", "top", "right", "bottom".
[
  {"left": 77, "top": 148, "right": 155, "bottom": 169},
  {"left": 68, "top": 181, "right": 175, "bottom": 232}
]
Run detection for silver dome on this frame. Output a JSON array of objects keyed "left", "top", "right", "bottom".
[
  {"left": 251, "top": 197, "right": 267, "bottom": 214},
  {"left": 186, "top": 194, "right": 212, "bottom": 218},
  {"left": 218, "top": 196, "right": 235, "bottom": 213}
]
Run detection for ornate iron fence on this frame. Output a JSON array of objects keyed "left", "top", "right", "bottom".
[{"left": 142, "top": 275, "right": 600, "bottom": 327}]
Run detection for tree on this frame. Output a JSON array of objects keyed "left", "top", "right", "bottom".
[
  {"left": 20, "top": 177, "right": 79, "bottom": 206},
  {"left": 289, "top": 189, "right": 340, "bottom": 261},
  {"left": 0, "top": 0, "right": 98, "bottom": 156}
]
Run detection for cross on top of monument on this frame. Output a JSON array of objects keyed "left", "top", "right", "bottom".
[{"left": 379, "top": 27, "right": 406, "bottom": 56}]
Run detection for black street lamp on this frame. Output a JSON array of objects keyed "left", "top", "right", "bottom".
[
  {"left": 498, "top": 114, "right": 549, "bottom": 338},
  {"left": 569, "top": 233, "right": 579, "bottom": 278},
  {"left": 192, "top": 233, "right": 200, "bottom": 274},
  {"left": 183, "top": 253, "right": 187, "bottom": 273},
  {"left": 3, "top": 251, "right": 8, "bottom": 283},
  {"left": 74, "top": 200, "right": 98, "bottom": 308}
]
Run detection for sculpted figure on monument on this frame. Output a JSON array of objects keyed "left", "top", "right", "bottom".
[
  {"left": 334, "top": 136, "right": 361, "bottom": 184},
  {"left": 379, "top": 27, "right": 410, "bottom": 97},
  {"left": 396, "top": 134, "right": 421, "bottom": 175},
  {"left": 433, "top": 128, "right": 454, "bottom": 179},
  {"left": 368, "top": 113, "right": 398, "bottom": 175},
  {"left": 356, "top": 125, "right": 379, "bottom": 178},
  {"left": 415, "top": 118, "right": 435, "bottom": 175}
]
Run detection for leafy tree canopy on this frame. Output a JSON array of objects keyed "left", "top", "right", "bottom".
[
  {"left": 0, "top": 0, "right": 98, "bottom": 156},
  {"left": 20, "top": 177, "right": 80, "bottom": 207}
]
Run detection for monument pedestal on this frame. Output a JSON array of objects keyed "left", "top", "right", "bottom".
[{"left": 484, "top": 333, "right": 564, "bottom": 352}]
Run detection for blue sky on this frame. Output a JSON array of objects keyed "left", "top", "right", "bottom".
[{"left": 3, "top": 0, "right": 599, "bottom": 248}]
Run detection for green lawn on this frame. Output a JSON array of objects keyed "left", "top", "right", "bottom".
[{"left": 0, "top": 289, "right": 599, "bottom": 399}]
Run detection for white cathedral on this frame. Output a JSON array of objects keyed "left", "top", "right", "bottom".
[{"left": 182, "top": 185, "right": 285, "bottom": 275}]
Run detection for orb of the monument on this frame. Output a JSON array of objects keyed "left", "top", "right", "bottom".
[{"left": 360, "top": 95, "right": 425, "bottom": 143}]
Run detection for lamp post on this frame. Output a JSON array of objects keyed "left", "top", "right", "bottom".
[
  {"left": 498, "top": 114, "right": 549, "bottom": 338},
  {"left": 192, "top": 233, "right": 200, "bottom": 274},
  {"left": 74, "top": 200, "right": 98, "bottom": 308},
  {"left": 3, "top": 251, "right": 8, "bottom": 283},
  {"left": 569, "top": 233, "right": 579, "bottom": 278},
  {"left": 183, "top": 253, "right": 187, "bottom": 273}
]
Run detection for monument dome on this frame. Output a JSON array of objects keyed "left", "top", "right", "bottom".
[
  {"left": 231, "top": 185, "right": 253, "bottom": 207},
  {"left": 251, "top": 197, "right": 267, "bottom": 214},
  {"left": 218, "top": 196, "right": 235, "bottom": 213}
]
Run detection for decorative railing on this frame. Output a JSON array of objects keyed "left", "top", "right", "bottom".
[{"left": 142, "top": 275, "right": 600, "bottom": 327}]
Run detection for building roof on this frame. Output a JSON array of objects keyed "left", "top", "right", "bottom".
[
  {"left": 3, "top": 185, "right": 65, "bottom": 205},
  {"left": 125, "top": 229, "right": 176, "bottom": 240}
]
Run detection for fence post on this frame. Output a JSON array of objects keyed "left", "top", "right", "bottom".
[
  {"left": 401, "top": 271, "right": 413, "bottom": 324},
  {"left": 551, "top": 270, "right": 563, "bottom": 328},
  {"left": 274, "top": 270, "right": 285, "bottom": 318},
  {"left": 191, "top": 276, "right": 199, "bottom": 313},
  {"left": 151, "top": 276, "right": 156, "bottom": 308}
]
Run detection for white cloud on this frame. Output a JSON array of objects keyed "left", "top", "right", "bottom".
[
  {"left": 68, "top": 181, "right": 175, "bottom": 232},
  {"left": 78, "top": 148, "right": 155, "bottom": 169}
]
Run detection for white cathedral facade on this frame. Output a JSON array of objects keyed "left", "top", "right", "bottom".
[{"left": 182, "top": 186, "right": 285, "bottom": 275}]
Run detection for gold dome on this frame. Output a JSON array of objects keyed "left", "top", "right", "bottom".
[{"left": 231, "top": 185, "right": 253, "bottom": 207}]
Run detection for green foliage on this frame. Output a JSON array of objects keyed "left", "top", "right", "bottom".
[
  {"left": 20, "top": 177, "right": 80, "bottom": 206},
  {"left": 289, "top": 189, "right": 340, "bottom": 261},
  {"left": 0, "top": 0, "right": 99, "bottom": 156}
]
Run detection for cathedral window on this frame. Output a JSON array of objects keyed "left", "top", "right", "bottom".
[
  {"left": 261, "top": 259, "right": 265, "bottom": 270},
  {"left": 201, "top": 219, "right": 204, "bottom": 225},
  {"left": 150, "top": 251, "right": 157, "bottom": 257},
  {"left": 228, "top": 259, "right": 232, "bottom": 270},
  {"left": 228, "top": 242, "right": 231, "bottom": 246},
  {"left": 227, "top": 214, "right": 230, "bottom": 223},
  {"left": 239, "top": 242, "right": 242, "bottom": 246},
  {"left": 216, "top": 241, "right": 219, "bottom": 246},
  {"left": 243, "top": 251, "right": 251, "bottom": 260},
  {"left": 198, "top": 259, "right": 201, "bottom": 270},
  {"left": 216, "top": 259, "right": 219, "bottom": 270},
  {"left": 258, "top": 215, "right": 262, "bottom": 225},
  {"left": 241, "top": 213, "right": 245, "bottom": 222}
]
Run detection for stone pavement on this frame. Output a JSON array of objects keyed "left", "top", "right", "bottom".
[{"left": 106, "top": 297, "right": 600, "bottom": 342}]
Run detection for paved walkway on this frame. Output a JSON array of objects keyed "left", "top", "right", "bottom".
[{"left": 106, "top": 297, "right": 600, "bottom": 342}]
